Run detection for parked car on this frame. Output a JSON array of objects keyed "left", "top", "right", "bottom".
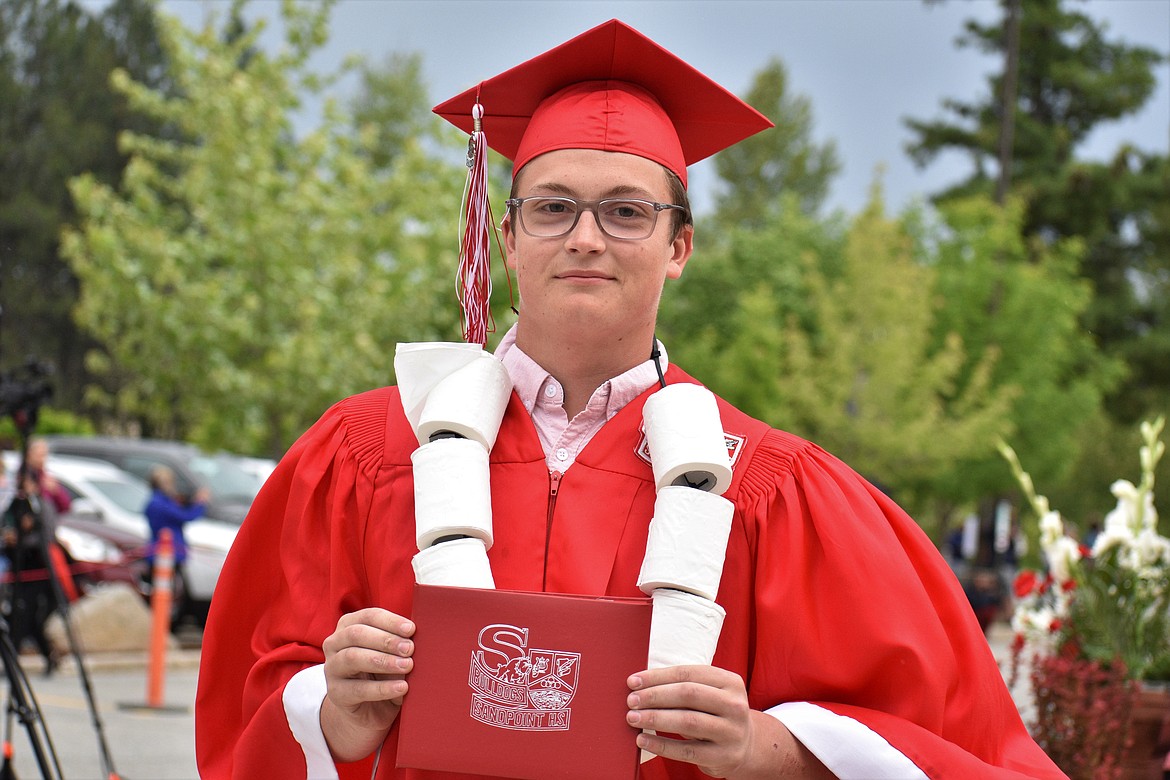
[
  {"left": 1, "top": 451, "right": 147, "bottom": 601},
  {"left": 233, "top": 455, "right": 278, "bottom": 487},
  {"left": 2, "top": 450, "right": 238, "bottom": 622},
  {"left": 44, "top": 436, "right": 268, "bottom": 525},
  {"left": 54, "top": 512, "right": 151, "bottom": 599}
]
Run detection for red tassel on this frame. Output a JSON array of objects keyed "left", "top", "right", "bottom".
[{"left": 458, "top": 103, "right": 493, "bottom": 345}]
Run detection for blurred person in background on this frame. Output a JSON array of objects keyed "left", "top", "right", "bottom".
[
  {"left": 26, "top": 436, "right": 71, "bottom": 514},
  {"left": 144, "top": 465, "right": 209, "bottom": 626},
  {"left": 2, "top": 469, "right": 61, "bottom": 676}
]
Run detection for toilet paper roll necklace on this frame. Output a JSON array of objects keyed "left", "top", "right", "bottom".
[
  {"left": 636, "top": 382, "right": 736, "bottom": 763},
  {"left": 406, "top": 344, "right": 736, "bottom": 635},
  {"left": 408, "top": 354, "right": 512, "bottom": 590},
  {"left": 637, "top": 383, "right": 736, "bottom": 668}
]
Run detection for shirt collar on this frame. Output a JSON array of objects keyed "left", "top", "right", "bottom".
[{"left": 494, "top": 324, "right": 669, "bottom": 419}]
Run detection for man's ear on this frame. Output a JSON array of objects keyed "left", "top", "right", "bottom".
[
  {"left": 502, "top": 212, "right": 519, "bottom": 271},
  {"left": 666, "top": 224, "right": 694, "bottom": 280}
]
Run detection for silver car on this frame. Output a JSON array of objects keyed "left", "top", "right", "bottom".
[{"left": 3, "top": 451, "right": 237, "bottom": 618}]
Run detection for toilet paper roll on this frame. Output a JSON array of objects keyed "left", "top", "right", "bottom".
[
  {"left": 417, "top": 355, "right": 513, "bottom": 450},
  {"left": 637, "top": 486, "right": 734, "bottom": 600},
  {"left": 646, "top": 589, "right": 726, "bottom": 669},
  {"left": 643, "top": 384, "right": 732, "bottom": 495},
  {"left": 412, "top": 437, "right": 494, "bottom": 549},
  {"left": 394, "top": 342, "right": 487, "bottom": 439},
  {"left": 411, "top": 537, "right": 496, "bottom": 588}
]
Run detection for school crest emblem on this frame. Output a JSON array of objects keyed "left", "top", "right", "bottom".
[{"left": 468, "top": 624, "right": 580, "bottom": 731}]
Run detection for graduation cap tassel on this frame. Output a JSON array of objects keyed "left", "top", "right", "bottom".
[{"left": 458, "top": 103, "right": 493, "bottom": 346}]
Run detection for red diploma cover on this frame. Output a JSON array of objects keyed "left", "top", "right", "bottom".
[{"left": 396, "top": 583, "right": 653, "bottom": 779}]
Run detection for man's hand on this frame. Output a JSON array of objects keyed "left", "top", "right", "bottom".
[
  {"left": 320, "top": 608, "right": 415, "bottom": 763},
  {"left": 626, "top": 665, "right": 833, "bottom": 779}
]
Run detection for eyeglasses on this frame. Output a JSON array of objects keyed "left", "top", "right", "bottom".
[{"left": 506, "top": 196, "right": 688, "bottom": 240}]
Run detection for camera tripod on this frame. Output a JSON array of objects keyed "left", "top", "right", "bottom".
[
  {"left": 1, "top": 425, "right": 120, "bottom": 778},
  {"left": 0, "top": 611, "right": 62, "bottom": 780}
]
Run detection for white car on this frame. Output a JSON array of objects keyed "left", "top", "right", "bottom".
[{"left": 3, "top": 451, "right": 237, "bottom": 617}]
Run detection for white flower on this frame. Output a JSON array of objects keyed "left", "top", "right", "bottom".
[
  {"left": 1004, "top": 418, "right": 1169, "bottom": 682},
  {"left": 1107, "top": 479, "right": 1158, "bottom": 532},
  {"left": 1111, "top": 479, "right": 1140, "bottom": 505},
  {"left": 1045, "top": 536, "right": 1082, "bottom": 585},
  {"left": 1132, "top": 529, "right": 1170, "bottom": 569},
  {"left": 1095, "top": 499, "right": 1139, "bottom": 556},
  {"left": 1012, "top": 605, "right": 1065, "bottom": 658},
  {"left": 1012, "top": 604, "right": 1051, "bottom": 636},
  {"left": 1039, "top": 510, "right": 1065, "bottom": 548}
]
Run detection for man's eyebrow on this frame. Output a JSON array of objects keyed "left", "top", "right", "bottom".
[
  {"left": 522, "top": 182, "right": 660, "bottom": 199},
  {"left": 523, "top": 182, "right": 577, "bottom": 197}
]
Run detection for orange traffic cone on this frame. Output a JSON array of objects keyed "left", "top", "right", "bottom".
[{"left": 146, "top": 528, "right": 174, "bottom": 708}]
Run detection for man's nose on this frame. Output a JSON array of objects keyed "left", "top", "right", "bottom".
[{"left": 565, "top": 207, "right": 606, "bottom": 250}]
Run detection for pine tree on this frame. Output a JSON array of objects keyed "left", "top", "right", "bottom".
[
  {"left": 0, "top": 0, "right": 170, "bottom": 408},
  {"left": 711, "top": 58, "right": 840, "bottom": 228},
  {"left": 904, "top": 0, "right": 1168, "bottom": 424}
]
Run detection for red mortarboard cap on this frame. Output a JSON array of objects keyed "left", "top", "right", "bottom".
[{"left": 433, "top": 19, "right": 773, "bottom": 187}]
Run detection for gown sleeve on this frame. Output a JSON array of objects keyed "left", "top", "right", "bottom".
[
  {"left": 738, "top": 429, "right": 1065, "bottom": 779},
  {"left": 195, "top": 388, "right": 393, "bottom": 780}
]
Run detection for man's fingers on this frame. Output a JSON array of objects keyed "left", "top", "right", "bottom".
[
  {"left": 628, "top": 672, "right": 746, "bottom": 719},
  {"left": 625, "top": 663, "right": 754, "bottom": 776},
  {"left": 325, "top": 615, "right": 415, "bottom": 659},
  {"left": 329, "top": 643, "right": 414, "bottom": 677},
  {"left": 335, "top": 608, "right": 415, "bottom": 638},
  {"left": 329, "top": 674, "right": 410, "bottom": 709},
  {"left": 629, "top": 664, "right": 740, "bottom": 691},
  {"left": 627, "top": 702, "right": 721, "bottom": 735}
]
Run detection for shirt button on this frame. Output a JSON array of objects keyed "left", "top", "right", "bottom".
[
  {"left": 544, "top": 384, "right": 558, "bottom": 398},
  {"left": 555, "top": 448, "right": 569, "bottom": 462}
]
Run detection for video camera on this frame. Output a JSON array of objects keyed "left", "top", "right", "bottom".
[{"left": 0, "top": 358, "right": 54, "bottom": 437}]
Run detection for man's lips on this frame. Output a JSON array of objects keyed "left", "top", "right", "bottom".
[{"left": 556, "top": 269, "right": 614, "bottom": 281}]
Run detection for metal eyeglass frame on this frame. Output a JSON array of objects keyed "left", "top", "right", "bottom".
[{"left": 505, "top": 196, "right": 688, "bottom": 240}]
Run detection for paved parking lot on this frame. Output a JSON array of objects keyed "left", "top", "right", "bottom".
[{"left": 8, "top": 645, "right": 200, "bottom": 780}]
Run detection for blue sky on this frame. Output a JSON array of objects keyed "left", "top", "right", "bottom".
[{"left": 121, "top": 0, "right": 1170, "bottom": 216}]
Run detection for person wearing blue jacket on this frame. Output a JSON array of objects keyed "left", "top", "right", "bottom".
[{"left": 144, "top": 465, "right": 208, "bottom": 625}]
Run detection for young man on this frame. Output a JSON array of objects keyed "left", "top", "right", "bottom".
[{"left": 196, "top": 20, "right": 1065, "bottom": 779}]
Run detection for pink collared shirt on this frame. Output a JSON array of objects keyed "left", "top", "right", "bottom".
[{"left": 495, "top": 325, "right": 668, "bottom": 473}]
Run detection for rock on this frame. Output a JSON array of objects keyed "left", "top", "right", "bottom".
[{"left": 46, "top": 582, "right": 178, "bottom": 654}]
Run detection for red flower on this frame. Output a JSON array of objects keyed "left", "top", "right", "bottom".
[
  {"left": 1050, "top": 618, "right": 1063, "bottom": 633},
  {"left": 1014, "top": 570, "right": 1038, "bottom": 598},
  {"left": 1060, "top": 579, "right": 1076, "bottom": 593}
]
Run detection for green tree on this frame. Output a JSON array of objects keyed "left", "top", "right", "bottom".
[
  {"left": 664, "top": 188, "right": 1007, "bottom": 530},
  {"left": 918, "top": 195, "right": 1117, "bottom": 523},
  {"left": 349, "top": 48, "right": 519, "bottom": 343},
  {"left": 761, "top": 193, "right": 1017, "bottom": 528},
  {"left": 711, "top": 58, "right": 840, "bottom": 228},
  {"left": 0, "top": 0, "right": 170, "bottom": 409},
  {"left": 350, "top": 51, "right": 430, "bottom": 171},
  {"left": 61, "top": 0, "right": 467, "bottom": 456},
  {"left": 904, "top": 0, "right": 1168, "bottom": 426},
  {"left": 660, "top": 198, "right": 837, "bottom": 422},
  {"left": 664, "top": 186, "right": 1111, "bottom": 535}
]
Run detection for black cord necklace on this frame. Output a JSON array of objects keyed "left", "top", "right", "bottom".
[{"left": 650, "top": 335, "right": 667, "bottom": 389}]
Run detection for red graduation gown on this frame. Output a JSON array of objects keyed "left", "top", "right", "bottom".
[{"left": 195, "top": 366, "right": 1063, "bottom": 779}]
